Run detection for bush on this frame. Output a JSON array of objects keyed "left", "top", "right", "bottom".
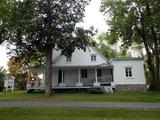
[
  {"left": 0, "top": 80, "right": 4, "bottom": 92},
  {"left": 87, "top": 86, "right": 105, "bottom": 94}
]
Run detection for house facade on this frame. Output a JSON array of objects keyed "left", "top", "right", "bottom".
[
  {"left": 52, "top": 47, "right": 113, "bottom": 88},
  {"left": 26, "top": 47, "right": 147, "bottom": 92}
]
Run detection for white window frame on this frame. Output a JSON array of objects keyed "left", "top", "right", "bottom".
[
  {"left": 125, "top": 67, "right": 133, "bottom": 78},
  {"left": 91, "top": 54, "right": 96, "bottom": 62}
]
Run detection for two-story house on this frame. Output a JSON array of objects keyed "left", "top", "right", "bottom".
[{"left": 26, "top": 46, "right": 147, "bottom": 92}]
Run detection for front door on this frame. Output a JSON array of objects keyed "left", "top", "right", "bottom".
[{"left": 58, "top": 70, "right": 62, "bottom": 84}]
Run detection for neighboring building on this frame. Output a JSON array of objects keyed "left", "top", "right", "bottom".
[{"left": 26, "top": 47, "right": 147, "bottom": 92}]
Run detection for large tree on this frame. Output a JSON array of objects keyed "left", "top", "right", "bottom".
[
  {"left": 0, "top": 0, "right": 93, "bottom": 96},
  {"left": 101, "top": 0, "right": 160, "bottom": 89}
]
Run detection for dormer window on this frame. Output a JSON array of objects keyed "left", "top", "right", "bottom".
[
  {"left": 66, "top": 56, "right": 71, "bottom": 62},
  {"left": 91, "top": 54, "right": 96, "bottom": 61}
]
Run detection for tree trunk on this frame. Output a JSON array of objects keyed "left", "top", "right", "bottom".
[
  {"left": 45, "top": 50, "right": 53, "bottom": 97},
  {"left": 44, "top": 0, "right": 53, "bottom": 97},
  {"left": 145, "top": 0, "right": 160, "bottom": 89},
  {"left": 136, "top": 6, "right": 157, "bottom": 90},
  {"left": 155, "top": 56, "right": 160, "bottom": 89}
]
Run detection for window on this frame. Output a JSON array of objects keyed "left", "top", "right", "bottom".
[
  {"left": 81, "top": 69, "right": 87, "bottom": 78},
  {"left": 125, "top": 67, "right": 132, "bottom": 77},
  {"left": 66, "top": 56, "right": 71, "bottom": 62},
  {"left": 97, "top": 69, "right": 102, "bottom": 77},
  {"left": 91, "top": 55, "right": 96, "bottom": 61}
]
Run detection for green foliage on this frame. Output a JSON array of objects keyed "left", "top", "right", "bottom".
[
  {"left": 95, "top": 33, "right": 131, "bottom": 59},
  {"left": 87, "top": 86, "right": 105, "bottom": 94},
  {"left": 97, "top": 43, "right": 118, "bottom": 59},
  {"left": 96, "top": 33, "right": 118, "bottom": 59},
  {"left": 0, "top": 0, "right": 15, "bottom": 44}
]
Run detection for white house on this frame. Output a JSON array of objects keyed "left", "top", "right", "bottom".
[{"left": 26, "top": 46, "right": 147, "bottom": 92}]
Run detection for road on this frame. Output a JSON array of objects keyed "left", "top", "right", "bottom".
[{"left": 0, "top": 102, "right": 160, "bottom": 109}]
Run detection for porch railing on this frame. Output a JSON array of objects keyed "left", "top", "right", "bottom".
[
  {"left": 98, "top": 75, "right": 113, "bottom": 84},
  {"left": 81, "top": 75, "right": 113, "bottom": 86}
]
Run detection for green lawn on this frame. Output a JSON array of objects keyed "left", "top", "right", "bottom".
[
  {"left": 0, "top": 91, "right": 160, "bottom": 102},
  {"left": 0, "top": 107, "right": 160, "bottom": 120}
]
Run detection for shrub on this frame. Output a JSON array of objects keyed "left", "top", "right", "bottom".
[
  {"left": 0, "top": 80, "right": 4, "bottom": 92},
  {"left": 87, "top": 86, "right": 105, "bottom": 94}
]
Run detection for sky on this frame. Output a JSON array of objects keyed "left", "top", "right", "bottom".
[
  {"left": 0, "top": 0, "right": 107, "bottom": 70},
  {"left": 80, "top": 0, "right": 108, "bottom": 33}
]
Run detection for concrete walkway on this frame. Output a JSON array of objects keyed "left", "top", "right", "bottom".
[{"left": 0, "top": 102, "right": 160, "bottom": 109}]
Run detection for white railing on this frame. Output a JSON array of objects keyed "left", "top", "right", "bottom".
[
  {"left": 81, "top": 78, "right": 94, "bottom": 86},
  {"left": 98, "top": 75, "right": 113, "bottom": 84},
  {"left": 81, "top": 75, "right": 113, "bottom": 86}
]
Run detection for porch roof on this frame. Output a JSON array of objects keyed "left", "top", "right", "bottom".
[{"left": 53, "top": 63, "right": 113, "bottom": 69}]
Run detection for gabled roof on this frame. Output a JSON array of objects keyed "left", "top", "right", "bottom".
[{"left": 52, "top": 46, "right": 110, "bottom": 67}]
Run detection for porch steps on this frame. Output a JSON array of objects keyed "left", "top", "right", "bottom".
[{"left": 104, "top": 86, "right": 113, "bottom": 93}]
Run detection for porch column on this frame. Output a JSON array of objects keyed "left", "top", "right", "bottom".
[
  {"left": 110, "top": 68, "right": 115, "bottom": 88},
  {"left": 76, "top": 69, "right": 83, "bottom": 86},
  {"left": 78, "top": 69, "right": 81, "bottom": 83},
  {"left": 95, "top": 68, "right": 98, "bottom": 83},
  {"left": 93, "top": 68, "right": 100, "bottom": 86}
]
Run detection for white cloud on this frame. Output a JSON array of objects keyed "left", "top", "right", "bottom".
[{"left": 80, "top": 0, "right": 108, "bottom": 33}]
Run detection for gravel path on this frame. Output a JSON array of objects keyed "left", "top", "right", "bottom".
[{"left": 0, "top": 102, "right": 160, "bottom": 109}]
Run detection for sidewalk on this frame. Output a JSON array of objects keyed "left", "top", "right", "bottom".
[{"left": 0, "top": 101, "right": 160, "bottom": 109}]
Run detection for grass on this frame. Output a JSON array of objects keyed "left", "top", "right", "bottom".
[
  {"left": 0, "top": 91, "right": 160, "bottom": 120},
  {"left": 0, "top": 91, "right": 160, "bottom": 102},
  {"left": 0, "top": 107, "right": 160, "bottom": 120}
]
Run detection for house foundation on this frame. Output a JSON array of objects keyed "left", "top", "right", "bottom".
[{"left": 115, "top": 84, "right": 148, "bottom": 92}]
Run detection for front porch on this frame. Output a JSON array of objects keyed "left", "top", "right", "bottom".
[
  {"left": 52, "top": 66, "right": 113, "bottom": 88},
  {"left": 26, "top": 65, "right": 114, "bottom": 91}
]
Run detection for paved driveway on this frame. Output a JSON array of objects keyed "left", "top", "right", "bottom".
[{"left": 0, "top": 102, "right": 160, "bottom": 109}]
